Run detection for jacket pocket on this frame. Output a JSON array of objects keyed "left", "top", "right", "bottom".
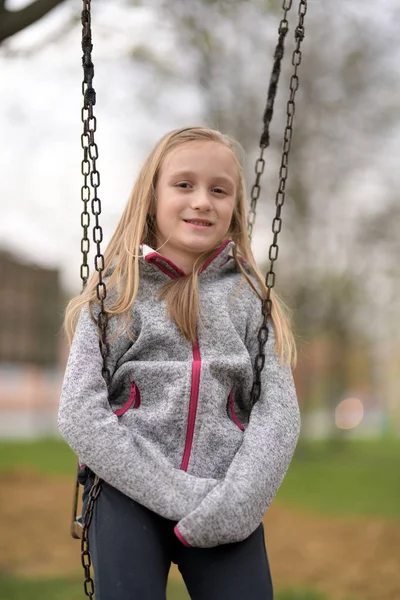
[
  {"left": 114, "top": 381, "right": 141, "bottom": 416},
  {"left": 226, "top": 387, "right": 244, "bottom": 432}
]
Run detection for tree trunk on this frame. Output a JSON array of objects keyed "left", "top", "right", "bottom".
[{"left": 0, "top": 0, "right": 67, "bottom": 43}]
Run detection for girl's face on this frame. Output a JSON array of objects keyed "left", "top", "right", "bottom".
[{"left": 154, "top": 140, "right": 238, "bottom": 273}]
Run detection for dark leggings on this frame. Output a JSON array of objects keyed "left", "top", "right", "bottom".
[{"left": 82, "top": 475, "right": 274, "bottom": 600}]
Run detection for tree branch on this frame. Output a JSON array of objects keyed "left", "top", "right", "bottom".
[{"left": 0, "top": 0, "right": 67, "bottom": 43}]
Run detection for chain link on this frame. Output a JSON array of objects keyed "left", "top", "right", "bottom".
[{"left": 250, "top": 0, "right": 308, "bottom": 408}]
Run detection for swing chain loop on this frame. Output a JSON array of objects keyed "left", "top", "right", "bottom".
[
  {"left": 255, "top": 157, "right": 265, "bottom": 176},
  {"left": 250, "top": 0, "right": 307, "bottom": 409},
  {"left": 278, "top": 19, "right": 289, "bottom": 35}
]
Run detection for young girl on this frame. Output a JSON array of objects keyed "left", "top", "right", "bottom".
[{"left": 58, "top": 126, "right": 300, "bottom": 600}]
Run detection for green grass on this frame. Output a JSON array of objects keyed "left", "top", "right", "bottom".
[
  {"left": 0, "top": 575, "right": 189, "bottom": 600},
  {"left": 276, "top": 438, "right": 400, "bottom": 518},
  {"left": 0, "top": 436, "right": 399, "bottom": 518},
  {"left": 0, "top": 437, "right": 75, "bottom": 476},
  {"left": 0, "top": 574, "right": 338, "bottom": 600}
]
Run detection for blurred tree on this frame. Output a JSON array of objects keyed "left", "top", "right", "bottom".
[{"left": 0, "top": 0, "right": 67, "bottom": 43}]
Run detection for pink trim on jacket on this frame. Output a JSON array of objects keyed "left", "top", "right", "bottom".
[
  {"left": 180, "top": 339, "right": 201, "bottom": 471},
  {"left": 200, "top": 239, "right": 231, "bottom": 273},
  {"left": 144, "top": 252, "right": 186, "bottom": 278},
  {"left": 228, "top": 389, "right": 245, "bottom": 432},
  {"left": 174, "top": 524, "right": 192, "bottom": 547},
  {"left": 144, "top": 239, "right": 233, "bottom": 279}
]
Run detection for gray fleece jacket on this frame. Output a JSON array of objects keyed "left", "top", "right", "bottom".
[{"left": 58, "top": 239, "right": 300, "bottom": 548}]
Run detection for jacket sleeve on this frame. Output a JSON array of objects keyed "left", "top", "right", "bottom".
[
  {"left": 174, "top": 295, "right": 301, "bottom": 547},
  {"left": 58, "top": 305, "right": 219, "bottom": 522}
]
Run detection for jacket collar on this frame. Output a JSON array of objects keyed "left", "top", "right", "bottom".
[{"left": 140, "top": 239, "right": 236, "bottom": 280}]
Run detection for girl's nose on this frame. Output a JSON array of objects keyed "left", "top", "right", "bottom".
[{"left": 191, "top": 189, "right": 212, "bottom": 211}]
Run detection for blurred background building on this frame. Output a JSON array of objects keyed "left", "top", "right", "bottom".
[{"left": 0, "top": 251, "right": 65, "bottom": 437}]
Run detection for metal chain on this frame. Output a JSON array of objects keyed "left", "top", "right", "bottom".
[
  {"left": 80, "top": 475, "right": 101, "bottom": 598},
  {"left": 250, "top": 0, "right": 308, "bottom": 408},
  {"left": 74, "top": 2, "right": 110, "bottom": 597},
  {"left": 80, "top": 105, "right": 91, "bottom": 287},
  {"left": 247, "top": 0, "right": 294, "bottom": 242},
  {"left": 81, "top": 1, "right": 111, "bottom": 384}
]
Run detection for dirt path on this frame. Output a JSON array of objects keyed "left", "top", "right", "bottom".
[{"left": 1, "top": 472, "right": 399, "bottom": 600}]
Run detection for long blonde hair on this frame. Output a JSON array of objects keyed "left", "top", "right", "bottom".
[{"left": 64, "top": 126, "right": 296, "bottom": 366}]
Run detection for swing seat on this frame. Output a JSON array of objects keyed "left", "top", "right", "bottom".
[{"left": 71, "top": 516, "right": 83, "bottom": 540}]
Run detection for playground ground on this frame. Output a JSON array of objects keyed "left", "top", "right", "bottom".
[{"left": 0, "top": 438, "right": 399, "bottom": 600}]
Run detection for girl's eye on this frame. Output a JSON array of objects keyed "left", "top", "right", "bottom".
[{"left": 175, "top": 183, "right": 228, "bottom": 194}]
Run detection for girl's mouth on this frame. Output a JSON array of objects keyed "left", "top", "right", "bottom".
[{"left": 184, "top": 220, "right": 213, "bottom": 229}]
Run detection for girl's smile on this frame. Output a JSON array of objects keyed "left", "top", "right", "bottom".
[{"left": 184, "top": 219, "right": 213, "bottom": 229}]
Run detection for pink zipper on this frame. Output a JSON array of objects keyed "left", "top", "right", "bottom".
[
  {"left": 114, "top": 381, "right": 140, "bottom": 416},
  {"left": 180, "top": 339, "right": 201, "bottom": 471},
  {"left": 143, "top": 246, "right": 233, "bottom": 472}
]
